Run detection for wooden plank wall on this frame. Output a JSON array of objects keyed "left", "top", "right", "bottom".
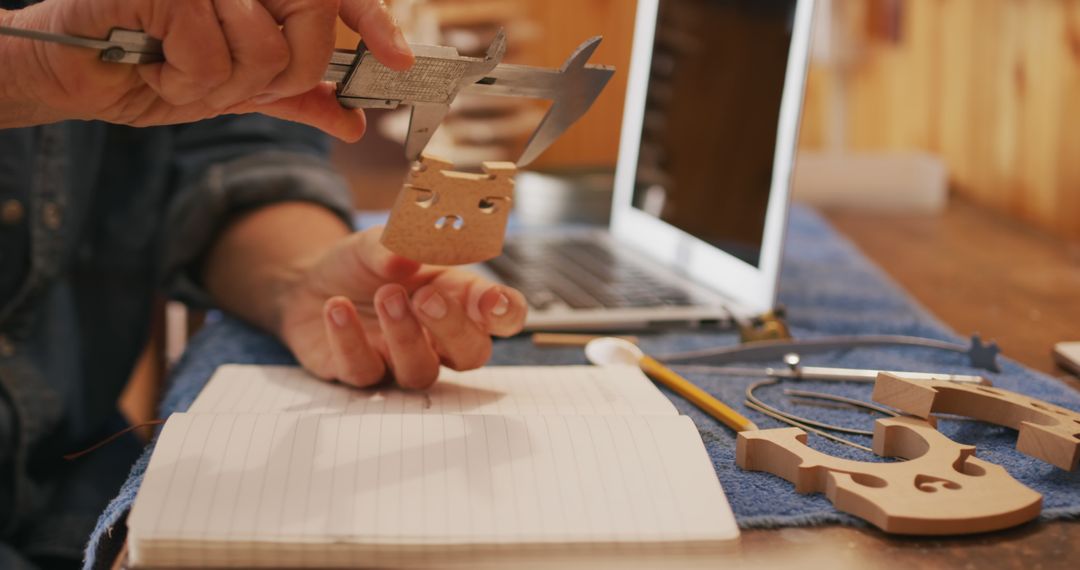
[
  {"left": 336, "top": 1, "right": 1078, "bottom": 238},
  {"left": 525, "top": 0, "right": 1080, "bottom": 240},
  {"left": 801, "top": 0, "right": 1080, "bottom": 240},
  {"left": 523, "top": 0, "right": 638, "bottom": 169}
]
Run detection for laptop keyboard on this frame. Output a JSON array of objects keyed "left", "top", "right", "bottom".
[{"left": 485, "top": 237, "right": 701, "bottom": 310}]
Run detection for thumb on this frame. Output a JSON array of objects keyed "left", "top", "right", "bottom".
[
  {"left": 234, "top": 83, "right": 367, "bottom": 142},
  {"left": 302, "top": 227, "right": 423, "bottom": 302},
  {"left": 339, "top": 0, "right": 415, "bottom": 71},
  {"left": 349, "top": 227, "right": 423, "bottom": 282}
]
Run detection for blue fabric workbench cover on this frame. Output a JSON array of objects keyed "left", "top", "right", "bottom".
[{"left": 84, "top": 206, "right": 1080, "bottom": 569}]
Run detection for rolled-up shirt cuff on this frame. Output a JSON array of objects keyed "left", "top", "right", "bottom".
[{"left": 160, "top": 151, "right": 354, "bottom": 308}]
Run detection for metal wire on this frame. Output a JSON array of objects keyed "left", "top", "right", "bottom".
[
  {"left": 743, "top": 400, "right": 873, "bottom": 453},
  {"left": 746, "top": 379, "right": 875, "bottom": 436},
  {"left": 744, "top": 379, "right": 874, "bottom": 451},
  {"left": 783, "top": 388, "right": 900, "bottom": 417}
]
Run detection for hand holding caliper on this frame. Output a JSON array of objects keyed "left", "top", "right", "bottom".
[
  {"left": 0, "top": 0, "right": 613, "bottom": 164},
  {"left": 0, "top": 0, "right": 414, "bottom": 139}
]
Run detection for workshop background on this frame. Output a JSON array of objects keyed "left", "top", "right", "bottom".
[
  {"left": 334, "top": 0, "right": 1080, "bottom": 242},
  {"left": 120, "top": 0, "right": 1080, "bottom": 428}
]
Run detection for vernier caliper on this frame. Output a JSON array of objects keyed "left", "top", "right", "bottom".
[{"left": 0, "top": 25, "right": 614, "bottom": 166}]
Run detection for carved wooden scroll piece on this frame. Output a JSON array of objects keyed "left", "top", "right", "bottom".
[
  {"left": 872, "top": 373, "right": 1080, "bottom": 470},
  {"left": 736, "top": 416, "right": 1042, "bottom": 535}
]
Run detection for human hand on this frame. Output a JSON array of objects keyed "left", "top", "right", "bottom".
[
  {"left": 277, "top": 227, "right": 528, "bottom": 389},
  {"left": 0, "top": 0, "right": 412, "bottom": 140}
]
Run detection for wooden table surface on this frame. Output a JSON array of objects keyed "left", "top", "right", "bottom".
[{"left": 730, "top": 199, "right": 1080, "bottom": 569}]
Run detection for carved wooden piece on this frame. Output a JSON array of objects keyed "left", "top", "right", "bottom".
[
  {"left": 872, "top": 373, "right": 1080, "bottom": 470},
  {"left": 382, "top": 155, "right": 516, "bottom": 265},
  {"left": 736, "top": 416, "right": 1042, "bottom": 535}
]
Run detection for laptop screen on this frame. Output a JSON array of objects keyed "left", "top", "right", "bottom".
[{"left": 630, "top": 0, "right": 798, "bottom": 268}]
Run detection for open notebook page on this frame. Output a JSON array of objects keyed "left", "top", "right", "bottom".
[
  {"left": 188, "top": 365, "right": 678, "bottom": 417},
  {"left": 128, "top": 412, "right": 737, "bottom": 567}
]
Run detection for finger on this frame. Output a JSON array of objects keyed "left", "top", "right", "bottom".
[
  {"left": 472, "top": 285, "right": 528, "bottom": 338},
  {"left": 344, "top": 227, "right": 423, "bottom": 282},
  {"left": 339, "top": 0, "right": 416, "bottom": 71},
  {"left": 259, "top": 0, "right": 339, "bottom": 99},
  {"left": 238, "top": 83, "right": 368, "bottom": 142},
  {"left": 412, "top": 286, "right": 493, "bottom": 371},
  {"left": 143, "top": 1, "right": 233, "bottom": 106},
  {"left": 430, "top": 269, "right": 528, "bottom": 337},
  {"left": 202, "top": 0, "right": 290, "bottom": 110},
  {"left": 374, "top": 285, "right": 441, "bottom": 389},
  {"left": 323, "top": 296, "right": 387, "bottom": 387}
]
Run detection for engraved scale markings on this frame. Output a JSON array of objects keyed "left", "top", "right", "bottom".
[{"left": 348, "top": 56, "right": 475, "bottom": 103}]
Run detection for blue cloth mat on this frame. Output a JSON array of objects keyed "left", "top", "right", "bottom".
[{"left": 83, "top": 205, "right": 1080, "bottom": 568}]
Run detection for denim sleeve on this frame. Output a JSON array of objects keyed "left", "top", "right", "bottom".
[{"left": 160, "top": 115, "right": 355, "bottom": 308}]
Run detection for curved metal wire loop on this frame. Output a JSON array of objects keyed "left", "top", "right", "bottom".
[
  {"left": 744, "top": 379, "right": 873, "bottom": 451},
  {"left": 746, "top": 380, "right": 875, "bottom": 437},
  {"left": 782, "top": 388, "right": 900, "bottom": 418}
]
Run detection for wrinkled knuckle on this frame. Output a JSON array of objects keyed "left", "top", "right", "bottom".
[
  {"left": 273, "top": 67, "right": 320, "bottom": 98},
  {"left": 258, "top": 37, "right": 292, "bottom": 75},
  {"left": 196, "top": 55, "right": 233, "bottom": 87},
  {"left": 157, "top": 87, "right": 200, "bottom": 107}
]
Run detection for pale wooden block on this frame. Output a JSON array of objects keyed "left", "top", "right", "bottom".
[
  {"left": 736, "top": 416, "right": 1043, "bottom": 535},
  {"left": 872, "top": 373, "right": 1080, "bottom": 471},
  {"left": 382, "top": 155, "right": 516, "bottom": 265},
  {"left": 792, "top": 151, "right": 948, "bottom": 213}
]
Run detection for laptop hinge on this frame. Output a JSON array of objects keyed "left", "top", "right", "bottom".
[{"left": 736, "top": 307, "right": 792, "bottom": 343}]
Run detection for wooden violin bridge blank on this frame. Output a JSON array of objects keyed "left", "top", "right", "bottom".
[
  {"left": 736, "top": 416, "right": 1042, "bottom": 535},
  {"left": 872, "top": 373, "right": 1080, "bottom": 470},
  {"left": 382, "top": 155, "right": 516, "bottom": 266}
]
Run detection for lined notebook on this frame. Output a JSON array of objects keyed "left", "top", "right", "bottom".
[{"left": 128, "top": 365, "right": 739, "bottom": 568}]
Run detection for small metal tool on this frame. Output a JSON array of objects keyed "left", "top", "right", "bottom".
[
  {"left": 660, "top": 334, "right": 1002, "bottom": 373},
  {"left": 0, "top": 25, "right": 614, "bottom": 165},
  {"left": 744, "top": 378, "right": 875, "bottom": 452},
  {"left": 669, "top": 353, "right": 991, "bottom": 386},
  {"left": 0, "top": 25, "right": 162, "bottom": 63}
]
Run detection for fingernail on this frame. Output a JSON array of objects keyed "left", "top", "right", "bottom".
[
  {"left": 419, "top": 291, "right": 448, "bottom": 320},
  {"left": 492, "top": 293, "right": 510, "bottom": 316},
  {"left": 252, "top": 93, "right": 281, "bottom": 105},
  {"left": 330, "top": 306, "right": 350, "bottom": 327},
  {"left": 393, "top": 29, "right": 412, "bottom": 56},
  {"left": 382, "top": 292, "right": 407, "bottom": 321}
]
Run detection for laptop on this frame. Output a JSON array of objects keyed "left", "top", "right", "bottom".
[{"left": 482, "top": 0, "right": 816, "bottom": 330}]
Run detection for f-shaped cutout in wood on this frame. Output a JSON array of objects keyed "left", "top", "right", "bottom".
[
  {"left": 382, "top": 155, "right": 516, "bottom": 266},
  {"left": 872, "top": 373, "right": 1080, "bottom": 470},
  {"left": 736, "top": 416, "right": 1042, "bottom": 535}
]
